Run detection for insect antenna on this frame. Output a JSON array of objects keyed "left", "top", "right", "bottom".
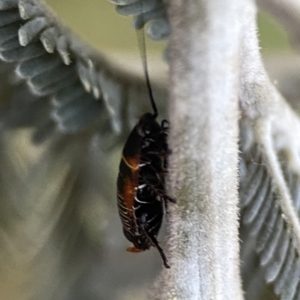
[{"left": 137, "top": 19, "right": 158, "bottom": 118}]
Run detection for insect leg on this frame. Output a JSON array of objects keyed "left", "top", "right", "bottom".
[
  {"left": 161, "top": 119, "right": 169, "bottom": 130},
  {"left": 139, "top": 214, "right": 169, "bottom": 268},
  {"left": 144, "top": 230, "right": 170, "bottom": 269},
  {"left": 162, "top": 194, "right": 176, "bottom": 204},
  {"left": 139, "top": 173, "right": 176, "bottom": 205},
  {"left": 143, "top": 179, "right": 176, "bottom": 204}
]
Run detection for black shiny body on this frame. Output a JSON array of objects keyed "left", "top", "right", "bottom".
[{"left": 117, "top": 113, "right": 173, "bottom": 268}]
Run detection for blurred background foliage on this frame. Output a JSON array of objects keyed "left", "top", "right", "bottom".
[
  {"left": 46, "top": 0, "right": 167, "bottom": 53},
  {"left": 258, "top": 10, "right": 293, "bottom": 53},
  {"left": 45, "top": 0, "right": 293, "bottom": 55}
]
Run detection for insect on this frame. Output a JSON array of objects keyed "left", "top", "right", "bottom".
[{"left": 116, "top": 28, "right": 175, "bottom": 269}]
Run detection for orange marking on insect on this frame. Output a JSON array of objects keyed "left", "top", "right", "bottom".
[
  {"left": 122, "top": 155, "right": 140, "bottom": 170},
  {"left": 126, "top": 246, "right": 143, "bottom": 253},
  {"left": 123, "top": 177, "right": 138, "bottom": 211}
]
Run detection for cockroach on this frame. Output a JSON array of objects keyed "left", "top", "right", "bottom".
[{"left": 117, "top": 27, "right": 175, "bottom": 269}]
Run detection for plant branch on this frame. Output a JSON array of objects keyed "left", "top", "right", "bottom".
[{"left": 149, "top": 0, "right": 244, "bottom": 299}]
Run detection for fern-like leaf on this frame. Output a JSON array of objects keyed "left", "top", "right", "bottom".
[
  {"left": 239, "top": 120, "right": 300, "bottom": 300},
  {"left": 0, "top": 0, "right": 167, "bottom": 143}
]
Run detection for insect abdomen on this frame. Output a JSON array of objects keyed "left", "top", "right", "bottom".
[
  {"left": 117, "top": 151, "right": 140, "bottom": 228},
  {"left": 117, "top": 113, "right": 173, "bottom": 268}
]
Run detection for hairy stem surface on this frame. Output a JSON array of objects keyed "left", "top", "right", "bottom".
[{"left": 149, "top": 0, "right": 244, "bottom": 299}]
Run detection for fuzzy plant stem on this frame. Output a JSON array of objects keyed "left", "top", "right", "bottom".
[{"left": 149, "top": 0, "right": 244, "bottom": 299}]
